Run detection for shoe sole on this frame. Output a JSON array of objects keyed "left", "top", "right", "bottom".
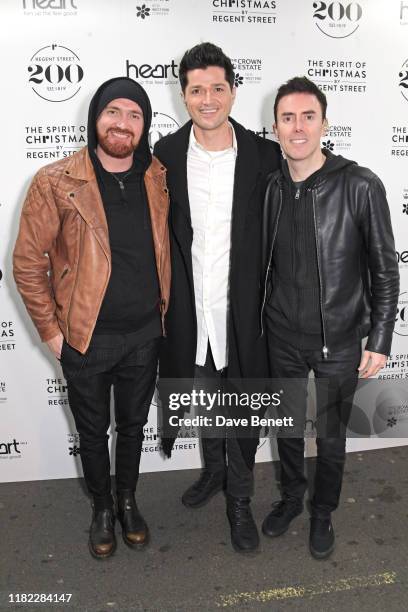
[
  {"left": 88, "top": 538, "right": 116, "bottom": 560},
  {"left": 181, "top": 484, "right": 224, "bottom": 509},
  {"left": 309, "top": 542, "right": 335, "bottom": 559}
]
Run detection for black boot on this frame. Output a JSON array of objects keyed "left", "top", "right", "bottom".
[
  {"left": 89, "top": 508, "right": 116, "bottom": 559},
  {"left": 117, "top": 490, "right": 149, "bottom": 549},
  {"left": 309, "top": 516, "right": 335, "bottom": 559},
  {"left": 181, "top": 469, "right": 226, "bottom": 508},
  {"left": 226, "top": 495, "right": 259, "bottom": 553},
  {"left": 262, "top": 497, "right": 303, "bottom": 538}
]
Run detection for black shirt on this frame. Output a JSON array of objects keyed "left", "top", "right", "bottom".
[{"left": 93, "top": 162, "right": 161, "bottom": 340}]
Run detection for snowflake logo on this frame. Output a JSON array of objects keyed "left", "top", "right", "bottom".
[
  {"left": 234, "top": 74, "right": 244, "bottom": 87},
  {"left": 69, "top": 445, "right": 80, "bottom": 456},
  {"left": 387, "top": 417, "right": 397, "bottom": 428},
  {"left": 136, "top": 4, "right": 150, "bottom": 19},
  {"left": 322, "top": 139, "right": 335, "bottom": 151},
  {"left": 403, "top": 203, "right": 408, "bottom": 215}
]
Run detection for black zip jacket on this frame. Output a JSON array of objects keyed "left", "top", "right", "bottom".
[{"left": 261, "top": 152, "right": 399, "bottom": 357}]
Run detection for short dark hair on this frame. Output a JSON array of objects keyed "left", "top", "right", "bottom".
[
  {"left": 179, "top": 42, "right": 235, "bottom": 92},
  {"left": 274, "top": 76, "right": 327, "bottom": 122}
]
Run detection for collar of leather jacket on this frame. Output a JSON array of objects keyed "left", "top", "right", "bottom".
[
  {"left": 62, "top": 147, "right": 166, "bottom": 183},
  {"left": 276, "top": 149, "right": 355, "bottom": 189}
]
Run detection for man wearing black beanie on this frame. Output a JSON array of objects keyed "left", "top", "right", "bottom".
[{"left": 13, "top": 77, "right": 171, "bottom": 559}]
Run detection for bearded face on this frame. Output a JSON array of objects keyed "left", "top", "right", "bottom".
[{"left": 96, "top": 98, "right": 144, "bottom": 159}]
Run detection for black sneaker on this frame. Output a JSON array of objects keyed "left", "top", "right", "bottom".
[
  {"left": 226, "top": 495, "right": 259, "bottom": 553},
  {"left": 262, "top": 497, "right": 303, "bottom": 537},
  {"left": 181, "top": 469, "right": 225, "bottom": 508},
  {"left": 309, "top": 516, "right": 335, "bottom": 559}
]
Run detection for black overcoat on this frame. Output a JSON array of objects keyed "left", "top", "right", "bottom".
[{"left": 154, "top": 118, "right": 280, "bottom": 467}]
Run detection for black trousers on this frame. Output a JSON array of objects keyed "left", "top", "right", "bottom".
[
  {"left": 61, "top": 333, "right": 160, "bottom": 511},
  {"left": 267, "top": 335, "right": 361, "bottom": 517},
  {"left": 195, "top": 346, "right": 253, "bottom": 498}
]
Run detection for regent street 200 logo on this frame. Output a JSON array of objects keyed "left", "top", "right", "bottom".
[
  {"left": 28, "top": 44, "right": 84, "bottom": 102},
  {"left": 313, "top": 1, "right": 363, "bottom": 38}
]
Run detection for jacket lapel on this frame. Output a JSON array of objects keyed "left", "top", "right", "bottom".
[
  {"left": 230, "top": 119, "right": 261, "bottom": 262},
  {"left": 73, "top": 180, "right": 111, "bottom": 259},
  {"left": 144, "top": 159, "right": 169, "bottom": 278},
  {"left": 166, "top": 121, "right": 192, "bottom": 230},
  {"left": 164, "top": 122, "right": 195, "bottom": 295},
  {"left": 64, "top": 148, "right": 110, "bottom": 259}
]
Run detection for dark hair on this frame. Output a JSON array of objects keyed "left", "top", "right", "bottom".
[
  {"left": 179, "top": 42, "right": 235, "bottom": 92},
  {"left": 274, "top": 76, "right": 327, "bottom": 121}
]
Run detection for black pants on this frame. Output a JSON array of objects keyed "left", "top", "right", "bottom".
[
  {"left": 195, "top": 346, "right": 253, "bottom": 498},
  {"left": 267, "top": 335, "right": 361, "bottom": 517},
  {"left": 61, "top": 333, "right": 160, "bottom": 511}
]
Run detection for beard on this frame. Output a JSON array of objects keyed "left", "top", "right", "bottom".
[{"left": 97, "top": 128, "right": 138, "bottom": 159}]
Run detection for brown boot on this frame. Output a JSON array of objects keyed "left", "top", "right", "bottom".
[
  {"left": 117, "top": 490, "right": 149, "bottom": 549},
  {"left": 88, "top": 508, "right": 116, "bottom": 559}
]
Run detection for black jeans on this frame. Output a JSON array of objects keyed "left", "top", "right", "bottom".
[
  {"left": 61, "top": 333, "right": 160, "bottom": 511},
  {"left": 195, "top": 346, "right": 254, "bottom": 498},
  {"left": 267, "top": 335, "right": 361, "bottom": 517}
]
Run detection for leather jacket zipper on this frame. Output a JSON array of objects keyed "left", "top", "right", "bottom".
[
  {"left": 261, "top": 186, "right": 283, "bottom": 336},
  {"left": 311, "top": 189, "right": 329, "bottom": 359}
]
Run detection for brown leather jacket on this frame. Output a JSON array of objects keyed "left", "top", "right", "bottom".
[{"left": 13, "top": 147, "right": 170, "bottom": 354}]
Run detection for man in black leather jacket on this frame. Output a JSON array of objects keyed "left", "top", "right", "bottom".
[{"left": 261, "top": 76, "right": 399, "bottom": 559}]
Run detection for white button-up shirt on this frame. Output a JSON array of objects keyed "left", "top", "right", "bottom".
[{"left": 187, "top": 125, "right": 237, "bottom": 370}]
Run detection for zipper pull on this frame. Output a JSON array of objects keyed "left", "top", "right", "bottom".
[
  {"left": 322, "top": 346, "right": 329, "bottom": 360},
  {"left": 118, "top": 180, "right": 125, "bottom": 191},
  {"left": 295, "top": 188, "right": 300, "bottom": 200}
]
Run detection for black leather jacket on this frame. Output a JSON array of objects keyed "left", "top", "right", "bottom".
[{"left": 261, "top": 155, "right": 399, "bottom": 356}]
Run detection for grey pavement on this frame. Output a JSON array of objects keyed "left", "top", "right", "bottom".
[{"left": 1, "top": 445, "right": 408, "bottom": 612}]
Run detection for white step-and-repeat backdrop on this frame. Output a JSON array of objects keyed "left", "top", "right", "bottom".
[{"left": 1, "top": 0, "right": 408, "bottom": 483}]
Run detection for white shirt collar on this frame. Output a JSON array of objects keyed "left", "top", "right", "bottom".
[{"left": 188, "top": 122, "right": 238, "bottom": 157}]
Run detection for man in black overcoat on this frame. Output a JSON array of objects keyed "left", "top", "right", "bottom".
[{"left": 154, "top": 42, "right": 280, "bottom": 552}]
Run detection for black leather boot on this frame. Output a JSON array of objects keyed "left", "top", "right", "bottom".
[
  {"left": 226, "top": 495, "right": 259, "bottom": 553},
  {"left": 89, "top": 508, "right": 116, "bottom": 559},
  {"left": 117, "top": 490, "right": 149, "bottom": 549},
  {"left": 262, "top": 497, "right": 303, "bottom": 537},
  {"left": 309, "top": 516, "right": 335, "bottom": 559},
  {"left": 181, "top": 469, "right": 226, "bottom": 508}
]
